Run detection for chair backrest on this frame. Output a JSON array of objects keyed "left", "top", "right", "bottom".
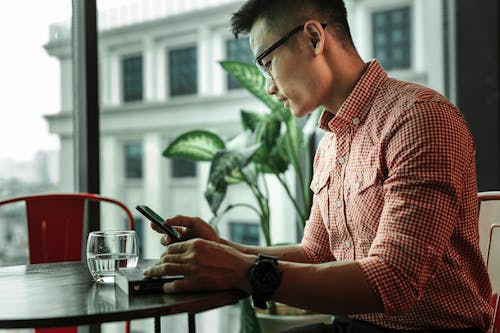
[
  {"left": 0, "top": 193, "right": 134, "bottom": 264},
  {"left": 478, "top": 192, "right": 500, "bottom": 333}
]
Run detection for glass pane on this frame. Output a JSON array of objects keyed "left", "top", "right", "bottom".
[
  {"left": 124, "top": 142, "right": 143, "bottom": 179},
  {"left": 171, "top": 159, "right": 196, "bottom": 178},
  {"left": 0, "top": 1, "right": 73, "bottom": 267},
  {"left": 372, "top": 6, "right": 411, "bottom": 70},
  {"left": 169, "top": 46, "right": 198, "bottom": 96},
  {"left": 122, "top": 55, "right": 143, "bottom": 102}
]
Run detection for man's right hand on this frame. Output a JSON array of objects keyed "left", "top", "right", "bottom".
[{"left": 150, "top": 215, "right": 220, "bottom": 245}]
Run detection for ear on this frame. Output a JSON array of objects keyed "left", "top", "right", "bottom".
[{"left": 303, "top": 20, "right": 325, "bottom": 55}]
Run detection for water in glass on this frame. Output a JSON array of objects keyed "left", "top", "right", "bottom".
[{"left": 86, "top": 230, "right": 138, "bottom": 283}]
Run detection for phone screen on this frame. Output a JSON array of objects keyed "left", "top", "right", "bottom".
[{"left": 136, "top": 205, "right": 182, "bottom": 242}]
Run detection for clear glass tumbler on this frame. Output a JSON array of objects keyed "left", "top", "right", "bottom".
[{"left": 86, "top": 230, "right": 139, "bottom": 283}]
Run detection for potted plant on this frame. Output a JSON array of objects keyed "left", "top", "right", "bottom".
[{"left": 162, "top": 61, "right": 330, "bottom": 333}]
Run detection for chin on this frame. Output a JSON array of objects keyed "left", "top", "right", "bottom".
[{"left": 289, "top": 105, "right": 315, "bottom": 118}]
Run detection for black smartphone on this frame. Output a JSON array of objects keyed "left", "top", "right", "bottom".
[{"left": 136, "top": 205, "right": 182, "bottom": 242}]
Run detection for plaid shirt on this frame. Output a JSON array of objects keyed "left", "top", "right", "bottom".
[{"left": 300, "top": 60, "right": 493, "bottom": 331}]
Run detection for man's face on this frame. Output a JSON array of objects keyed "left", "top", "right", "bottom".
[{"left": 249, "top": 18, "right": 321, "bottom": 117}]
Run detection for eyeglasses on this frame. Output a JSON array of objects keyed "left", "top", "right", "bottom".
[{"left": 255, "top": 23, "right": 328, "bottom": 80}]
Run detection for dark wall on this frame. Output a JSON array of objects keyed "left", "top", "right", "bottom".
[{"left": 456, "top": 0, "right": 499, "bottom": 191}]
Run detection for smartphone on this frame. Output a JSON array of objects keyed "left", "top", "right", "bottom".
[{"left": 136, "top": 205, "right": 182, "bottom": 242}]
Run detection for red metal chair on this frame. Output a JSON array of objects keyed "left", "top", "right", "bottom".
[
  {"left": 478, "top": 192, "right": 500, "bottom": 333},
  {"left": 0, "top": 193, "right": 135, "bottom": 333}
]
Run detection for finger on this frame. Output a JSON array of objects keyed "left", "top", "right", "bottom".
[
  {"left": 143, "top": 262, "right": 186, "bottom": 278},
  {"left": 165, "top": 215, "right": 202, "bottom": 228},
  {"left": 150, "top": 222, "right": 165, "bottom": 234},
  {"left": 156, "top": 252, "right": 186, "bottom": 265},
  {"left": 163, "top": 240, "right": 192, "bottom": 255}
]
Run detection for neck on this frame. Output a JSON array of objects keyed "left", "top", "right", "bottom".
[{"left": 323, "top": 51, "right": 367, "bottom": 114}]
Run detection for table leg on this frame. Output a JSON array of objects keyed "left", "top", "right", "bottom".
[
  {"left": 154, "top": 316, "right": 161, "bottom": 333},
  {"left": 188, "top": 313, "right": 196, "bottom": 333}
]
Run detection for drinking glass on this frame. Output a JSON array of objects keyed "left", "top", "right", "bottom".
[{"left": 86, "top": 230, "right": 139, "bottom": 283}]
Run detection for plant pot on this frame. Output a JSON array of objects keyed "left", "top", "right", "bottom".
[{"left": 256, "top": 313, "right": 333, "bottom": 333}]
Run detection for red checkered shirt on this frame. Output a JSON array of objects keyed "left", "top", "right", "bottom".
[{"left": 300, "top": 60, "right": 493, "bottom": 331}]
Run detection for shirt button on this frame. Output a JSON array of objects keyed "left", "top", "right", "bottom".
[
  {"left": 353, "top": 182, "right": 360, "bottom": 190},
  {"left": 344, "top": 240, "right": 351, "bottom": 248},
  {"left": 352, "top": 118, "right": 360, "bottom": 126},
  {"left": 336, "top": 200, "right": 342, "bottom": 207},
  {"left": 338, "top": 157, "right": 345, "bottom": 165}
]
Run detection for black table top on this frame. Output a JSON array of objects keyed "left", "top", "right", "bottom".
[{"left": 0, "top": 260, "right": 245, "bottom": 329}]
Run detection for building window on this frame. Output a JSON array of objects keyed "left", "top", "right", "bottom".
[
  {"left": 171, "top": 159, "right": 196, "bottom": 178},
  {"left": 169, "top": 46, "right": 197, "bottom": 96},
  {"left": 229, "top": 222, "right": 259, "bottom": 246},
  {"left": 122, "top": 55, "right": 143, "bottom": 102},
  {"left": 226, "top": 37, "right": 253, "bottom": 90},
  {"left": 372, "top": 6, "right": 411, "bottom": 70},
  {"left": 124, "top": 143, "right": 143, "bottom": 179}
]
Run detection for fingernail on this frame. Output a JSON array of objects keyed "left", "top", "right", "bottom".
[{"left": 142, "top": 269, "right": 150, "bottom": 277}]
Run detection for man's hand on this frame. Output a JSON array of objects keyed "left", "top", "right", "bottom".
[
  {"left": 149, "top": 215, "right": 220, "bottom": 245},
  {"left": 143, "top": 238, "right": 254, "bottom": 294}
]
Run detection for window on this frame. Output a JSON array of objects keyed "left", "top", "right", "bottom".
[
  {"left": 124, "top": 142, "right": 143, "bottom": 179},
  {"left": 372, "top": 6, "right": 411, "bottom": 70},
  {"left": 169, "top": 46, "right": 197, "bottom": 96},
  {"left": 171, "top": 159, "right": 196, "bottom": 178},
  {"left": 0, "top": 1, "right": 71, "bottom": 267},
  {"left": 226, "top": 37, "right": 253, "bottom": 90},
  {"left": 229, "top": 222, "right": 260, "bottom": 246},
  {"left": 122, "top": 55, "right": 143, "bottom": 102}
]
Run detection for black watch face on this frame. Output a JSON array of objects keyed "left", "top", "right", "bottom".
[{"left": 253, "top": 261, "right": 281, "bottom": 292}]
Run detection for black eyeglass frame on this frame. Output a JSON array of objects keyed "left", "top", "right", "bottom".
[{"left": 255, "top": 23, "right": 328, "bottom": 79}]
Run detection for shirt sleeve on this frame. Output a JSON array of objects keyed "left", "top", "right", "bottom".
[{"left": 357, "top": 100, "right": 475, "bottom": 315}]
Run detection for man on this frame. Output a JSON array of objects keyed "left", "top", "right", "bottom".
[{"left": 143, "top": 1, "right": 493, "bottom": 331}]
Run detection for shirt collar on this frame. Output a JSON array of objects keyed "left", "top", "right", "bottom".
[{"left": 318, "top": 60, "right": 388, "bottom": 132}]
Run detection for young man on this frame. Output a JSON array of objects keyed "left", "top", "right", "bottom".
[{"left": 143, "top": 1, "right": 493, "bottom": 331}]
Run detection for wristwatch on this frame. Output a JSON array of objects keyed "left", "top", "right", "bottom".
[{"left": 247, "top": 254, "right": 282, "bottom": 309}]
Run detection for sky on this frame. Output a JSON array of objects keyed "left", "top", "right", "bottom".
[
  {"left": 0, "top": 1, "right": 70, "bottom": 162},
  {"left": 0, "top": 0, "right": 137, "bottom": 163}
]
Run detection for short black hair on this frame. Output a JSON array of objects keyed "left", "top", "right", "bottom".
[{"left": 230, "top": 0, "right": 354, "bottom": 47}]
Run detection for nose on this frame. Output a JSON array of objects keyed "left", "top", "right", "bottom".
[{"left": 265, "top": 77, "right": 278, "bottom": 96}]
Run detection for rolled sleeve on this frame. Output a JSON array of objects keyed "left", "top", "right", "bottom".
[{"left": 357, "top": 101, "right": 470, "bottom": 315}]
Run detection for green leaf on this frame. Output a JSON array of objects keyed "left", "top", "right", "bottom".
[
  {"left": 204, "top": 182, "right": 227, "bottom": 216},
  {"left": 163, "top": 130, "right": 225, "bottom": 162},
  {"left": 220, "top": 61, "right": 281, "bottom": 111},
  {"left": 240, "top": 110, "right": 265, "bottom": 132},
  {"left": 255, "top": 113, "right": 281, "bottom": 149},
  {"left": 204, "top": 146, "right": 259, "bottom": 214},
  {"left": 239, "top": 298, "right": 262, "bottom": 333},
  {"left": 253, "top": 133, "right": 290, "bottom": 174}
]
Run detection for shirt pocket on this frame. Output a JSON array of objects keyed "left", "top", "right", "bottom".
[
  {"left": 310, "top": 172, "right": 330, "bottom": 225},
  {"left": 346, "top": 169, "right": 381, "bottom": 195},
  {"left": 345, "top": 170, "right": 383, "bottom": 238}
]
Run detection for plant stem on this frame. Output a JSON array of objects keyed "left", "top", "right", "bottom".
[
  {"left": 275, "top": 173, "right": 306, "bottom": 230},
  {"left": 241, "top": 170, "right": 272, "bottom": 246}
]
